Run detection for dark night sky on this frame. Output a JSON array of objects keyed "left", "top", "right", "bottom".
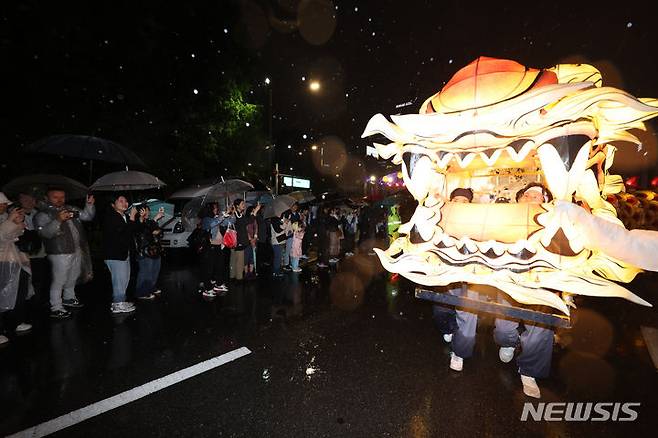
[{"left": 3, "top": 0, "right": 658, "bottom": 188}]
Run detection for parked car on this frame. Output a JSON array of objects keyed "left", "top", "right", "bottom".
[{"left": 160, "top": 184, "right": 212, "bottom": 250}]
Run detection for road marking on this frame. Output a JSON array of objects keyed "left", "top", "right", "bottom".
[{"left": 9, "top": 347, "right": 252, "bottom": 438}]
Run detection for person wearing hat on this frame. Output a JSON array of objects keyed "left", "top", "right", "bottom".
[
  {"left": 34, "top": 187, "right": 95, "bottom": 319},
  {"left": 432, "top": 187, "right": 480, "bottom": 372},
  {"left": 494, "top": 182, "right": 554, "bottom": 399}
]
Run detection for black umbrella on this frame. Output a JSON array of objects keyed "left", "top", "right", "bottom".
[
  {"left": 25, "top": 135, "right": 145, "bottom": 166},
  {"left": 2, "top": 174, "right": 88, "bottom": 199},
  {"left": 24, "top": 135, "right": 146, "bottom": 183}
]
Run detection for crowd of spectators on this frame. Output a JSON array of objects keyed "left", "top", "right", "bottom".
[{"left": 0, "top": 186, "right": 392, "bottom": 346}]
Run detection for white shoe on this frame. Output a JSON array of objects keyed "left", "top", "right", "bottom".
[
  {"left": 449, "top": 352, "right": 463, "bottom": 371},
  {"left": 292, "top": 268, "right": 302, "bottom": 272},
  {"left": 15, "top": 323, "right": 32, "bottom": 333},
  {"left": 202, "top": 290, "right": 217, "bottom": 298},
  {"left": 443, "top": 334, "right": 453, "bottom": 343},
  {"left": 521, "top": 375, "right": 541, "bottom": 398},
  {"left": 0, "top": 335, "right": 9, "bottom": 345},
  {"left": 111, "top": 302, "right": 136, "bottom": 314},
  {"left": 499, "top": 346, "right": 515, "bottom": 363}
]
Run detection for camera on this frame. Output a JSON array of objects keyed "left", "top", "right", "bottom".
[{"left": 67, "top": 210, "right": 80, "bottom": 219}]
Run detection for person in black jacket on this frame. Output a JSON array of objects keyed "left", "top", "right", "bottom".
[
  {"left": 134, "top": 204, "right": 164, "bottom": 301},
  {"left": 102, "top": 194, "right": 138, "bottom": 314}
]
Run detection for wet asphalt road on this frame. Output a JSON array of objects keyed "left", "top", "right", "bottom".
[{"left": 1, "top": 249, "right": 658, "bottom": 437}]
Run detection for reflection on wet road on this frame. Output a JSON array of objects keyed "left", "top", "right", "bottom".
[{"left": 1, "top": 251, "right": 657, "bottom": 437}]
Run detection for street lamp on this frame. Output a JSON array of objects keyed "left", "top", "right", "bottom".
[
  {"left": 309, "top": 81, "right": 320, "bottom": 92},
  {"left": 264, "top": 77, "right": 276, "bottom": 194}
]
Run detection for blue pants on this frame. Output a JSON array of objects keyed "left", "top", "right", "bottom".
[
  {"left": 291, "top": 257, "right": 299, "bottom": 270},
  {"left": 136, "top": 256, "right": 161, "bottom": 297},
  {"left": 105, "top": 259, "right": 130, "bottom": 303},
  {"left": 432, "top": 284, "right": 478, "bottom": 358},
  {"left": 282, "top": 236, "right": 293, "bottom": 266},
  {"left": 452, "top": 287, "right": 479, "bottom": 359},
  {"left": 272, "top": 244, "right": 284, "bottom": 274},
  {"left": 494, "top": 294, "right": 554, "bottom": 379}
]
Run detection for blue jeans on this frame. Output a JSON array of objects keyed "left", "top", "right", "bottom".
[
  {"left": 291, "top": 257, "right": 299, "bottom": 270},
  {"left": 272, "top": 244, "right": 284, "bottom": 274},
  {"left": 136, "top": 256, "right": 161, "bottom": 297},
  {"left": 282, "top": 236, "right": 293, "bottom": 266},
  {"left": 105, "top": 258, "right": 130, "bottom": 303}
]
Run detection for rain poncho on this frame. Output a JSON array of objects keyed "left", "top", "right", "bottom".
[{"left": 0, "top": 219, "right": 34, "bottom": 311}]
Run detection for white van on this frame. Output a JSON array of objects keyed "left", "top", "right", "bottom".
[{"left": 160, "top": 184, "right": 212, "bottom": 250}]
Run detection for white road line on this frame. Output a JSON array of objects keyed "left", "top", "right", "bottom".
[{"left": 8, "top": 347, "right": 252, "bottom": 438}]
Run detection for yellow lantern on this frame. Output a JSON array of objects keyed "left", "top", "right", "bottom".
[{"left": 362, "top": 57, "right": 658, "bottom": 315}]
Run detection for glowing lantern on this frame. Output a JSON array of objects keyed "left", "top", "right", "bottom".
[{"left": 362, "top": 57, "right": 658, "bottom": 315}]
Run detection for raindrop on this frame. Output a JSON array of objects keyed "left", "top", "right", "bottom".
[
  {"left": 626, "top": 22, "right": 633, "bottom": 28},
  {"left": 193, "top": 89, "right": 199, "bottom": 94},
  {"left": 262, "top": 369, "right": 270, "bottom": 380}
]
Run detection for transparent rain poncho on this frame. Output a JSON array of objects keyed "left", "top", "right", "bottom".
[{"left": 0, "top": 219, "right": 34, "bottom": 311}]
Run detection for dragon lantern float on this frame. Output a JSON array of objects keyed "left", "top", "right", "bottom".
[{"left": 362, "top": 57, "right": 658, "bottom": 316}]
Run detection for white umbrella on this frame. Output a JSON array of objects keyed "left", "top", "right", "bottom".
[
  {"left": 203, "top": 179, "right": 254, "bottom": 202},
  {"left": 89, "top": 170, "right": 166, "bottom": 191}
]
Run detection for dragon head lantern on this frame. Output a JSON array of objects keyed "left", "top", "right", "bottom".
[{"left": 362, "top": 57, "right": 658, "bottom": 315}]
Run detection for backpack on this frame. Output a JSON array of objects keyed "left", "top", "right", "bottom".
[{"left": 187, "top": 227, "right": 211, "bottom": 254}]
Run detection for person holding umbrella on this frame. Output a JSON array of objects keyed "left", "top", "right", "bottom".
[
  {"left": 34, "top": 187, "right": 95, "bottom": 319},
  {"left": 102, "top": 194, "right": 138, "bottom": 314}
]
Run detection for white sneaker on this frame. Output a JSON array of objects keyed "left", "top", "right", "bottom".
[
  {"left": 15, "top": 323, "right": 32, "bottom": 333},
  {"left": 292, "top": 268, "right": 302, "bottom": 272},
  {"left": 449, "top": 352, "right": 463, "bottom": 371},
  {"left": 499, "top": 346, "right": 515, "bottom": 363},
  {"left": 217, "top": 284, "right": 229, "bottom": 292},
  {"left": 111, "top": 302, "right": 136, "bottom": 314},
  {"left": 202, "top": 290, "right": 217, "bottom": 298},
  {"left": 521, "top": 375, "right": 541, "bottom": 398},
  {"left": 0, "top": 335, "right": 8, "bottom": 346},
  {"left": 443, "top": 334, "right": 453, "bottom": 343}
]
